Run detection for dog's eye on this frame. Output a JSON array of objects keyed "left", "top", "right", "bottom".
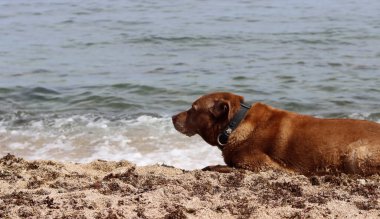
[{"left": 191, "top": 104, "right": 199, "bottom": 111}]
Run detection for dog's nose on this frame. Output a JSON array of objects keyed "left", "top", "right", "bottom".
[{"left": 172, "top": 115, "right": 177, "bottom": 124}]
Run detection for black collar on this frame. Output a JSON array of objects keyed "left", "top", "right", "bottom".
[{"left": 217, "top": 103, "right": 251, "bottom": 150}]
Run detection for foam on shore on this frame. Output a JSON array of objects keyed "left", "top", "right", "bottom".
[{"left": 0, "top": 115, "right": 224, "bottom": 170}]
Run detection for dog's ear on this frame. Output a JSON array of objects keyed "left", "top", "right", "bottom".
[{"left": 210, "top": 100, "right": 230, "bottom": 119}]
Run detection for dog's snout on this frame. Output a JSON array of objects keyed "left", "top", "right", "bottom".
[
  {"left": 172, "top": 114, "right": 183, "bottom": 130},
  {"left": 172, "top": 114, "right": 180, "bottom": 127},
  {"left": 172, "top": 112, "right": 196, "bottom": 136},
  {"left": 172, "top": 114, "right": 179, "bottom": 125}
]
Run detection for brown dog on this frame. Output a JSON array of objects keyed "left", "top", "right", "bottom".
[{"left": 172, "top": 92, "right": 380, "bottom": 176}]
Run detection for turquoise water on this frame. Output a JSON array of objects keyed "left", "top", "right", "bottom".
[{"left": 0, "top": 0, "right": 379, "bottom": 169}]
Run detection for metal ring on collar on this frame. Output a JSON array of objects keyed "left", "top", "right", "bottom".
[{"left": 217, "top": 133, "right": 228, "bottom": 146}]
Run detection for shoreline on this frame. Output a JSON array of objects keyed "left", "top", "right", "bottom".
[{"left": 0, "top": 154, "right": 379, "bottom": 218}]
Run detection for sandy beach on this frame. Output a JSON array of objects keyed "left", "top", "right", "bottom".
[{"left": 0, "top": 154, "right": 379, "bottom": 218}]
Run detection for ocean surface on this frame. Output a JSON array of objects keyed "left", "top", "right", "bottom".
[{"left": 1, "top": 0, "right": 380, "bottom": 170}]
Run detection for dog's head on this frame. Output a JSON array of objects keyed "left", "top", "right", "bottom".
[{"left": 172, "top": 92, "right": 244, "bottom": 146}]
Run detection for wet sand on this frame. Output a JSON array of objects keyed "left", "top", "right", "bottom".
[{"left": 0, "top": 154, "right": 379, "bottom": 218}]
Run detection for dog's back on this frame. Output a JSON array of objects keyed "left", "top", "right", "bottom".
[{"left": 254, "top": 105, "right": 380, "bottom": 175}]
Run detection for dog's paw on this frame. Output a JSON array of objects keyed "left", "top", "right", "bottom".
[
  {"left": 201, "top": 165, "right": 214, "bottom": 171},
  {"left": 202, "top": 165, "right": 235, "bottom": 173}
]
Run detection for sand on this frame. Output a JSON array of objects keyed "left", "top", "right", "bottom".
[{"left": 0, "top": 154, "right": 379, "bottom": 219}]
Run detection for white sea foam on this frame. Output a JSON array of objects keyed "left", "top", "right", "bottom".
[
  {"left": 8, "top": 142, "right": 30, "bottom": 150},
  {"left": 0, "top": 115, "right": 224, "bottom": 170},
  {"left": 348, "top": 112, "right": 372, "bottom": 120}
]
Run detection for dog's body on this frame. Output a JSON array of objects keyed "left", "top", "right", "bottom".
[{"left": 172, "top": 92, "right": 380, "bottom": 176}]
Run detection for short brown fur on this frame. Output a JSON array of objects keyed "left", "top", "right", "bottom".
[{"left": 172, "top": 92, "right": 380, "bottom": 176}]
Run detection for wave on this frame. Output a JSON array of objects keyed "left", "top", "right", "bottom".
[
  {"left": 128, "top": 35, "right": 271, "bottom": 46},
  {"left": 0, "top": 84, "right": 182, "bottom": 115}
]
